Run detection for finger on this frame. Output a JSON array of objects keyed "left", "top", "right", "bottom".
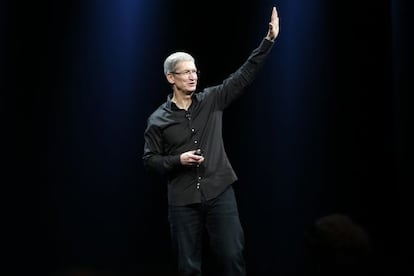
[
  {"left": 193, "top": 156, "right": 203, "bottom": 162},
  {"left": 272, "top": 7, "right": 278, "bottom": 20}
]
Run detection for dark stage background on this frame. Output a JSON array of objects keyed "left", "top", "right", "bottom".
[{"left": 4, "top": 0, "right": 406, "bottom": 275}]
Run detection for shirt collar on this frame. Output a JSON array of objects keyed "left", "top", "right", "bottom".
[{"left": 166, "top": 92, "right": 198, "bottom": 111}]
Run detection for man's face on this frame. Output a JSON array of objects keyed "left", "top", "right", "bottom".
[{"left": 167, "top": 61, "right": 198, "bottom": 94}]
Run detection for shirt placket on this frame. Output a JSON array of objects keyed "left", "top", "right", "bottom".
[{"left": 185, "top": 110, "right": 204, "bottom": 196}]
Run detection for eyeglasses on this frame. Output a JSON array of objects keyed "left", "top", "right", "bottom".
[{"left": 171, "top": 70, "right": 200, "bottom": 77}]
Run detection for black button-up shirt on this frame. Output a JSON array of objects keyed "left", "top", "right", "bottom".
[{"left": 143, "top": 38, "right": 274, "bottom": 206}]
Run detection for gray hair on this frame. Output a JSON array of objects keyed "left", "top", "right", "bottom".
[{"left": 163, "top": 52, "right": 195, "bottom": 75}]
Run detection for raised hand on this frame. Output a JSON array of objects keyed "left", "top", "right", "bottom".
[{"left": 266, "top": 6, "right": 280, "bottom": 41}]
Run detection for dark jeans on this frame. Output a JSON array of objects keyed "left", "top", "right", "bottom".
[{"left": 168, "top": 185, "right": 246, "bottom": 276}]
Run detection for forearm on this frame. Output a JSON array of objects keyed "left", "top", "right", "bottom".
[
  {"left": 215, "top": 38, "right": 274, "bottom": 108},
  {"left": 236, "top": 38, "right": 274, "bottom": 83},
  {"left": 143, "top": 152, "right": 181, "bottom": 175},
  {"left": 143, "top": 125, "right": 182, "bottom": 175}
]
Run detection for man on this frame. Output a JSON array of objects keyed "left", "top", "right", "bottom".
[{"left": 143, "top": 6, "right": 279, "bottom": 276}]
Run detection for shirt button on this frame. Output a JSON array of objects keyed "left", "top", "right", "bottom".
[
  {"left": 198, "top": 176, "right": 202, "bottom": 180},
  {"left": 191, "top": 128, "right": 195, "bottom": 132},
  {"left": 194, "top": 140, "right": 198, "bottom": 144}
]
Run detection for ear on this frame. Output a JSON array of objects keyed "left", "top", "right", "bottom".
[{"left": 166, "top": 73, "right": 175, "bottom": 84}]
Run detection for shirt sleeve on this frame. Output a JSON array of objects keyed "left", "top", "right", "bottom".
[
  {"left": 215, "top": 38, "right": 274, "bottom": 109},
  {"left": 142, "top": 121, "right": 181, "bottom": 175}
]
